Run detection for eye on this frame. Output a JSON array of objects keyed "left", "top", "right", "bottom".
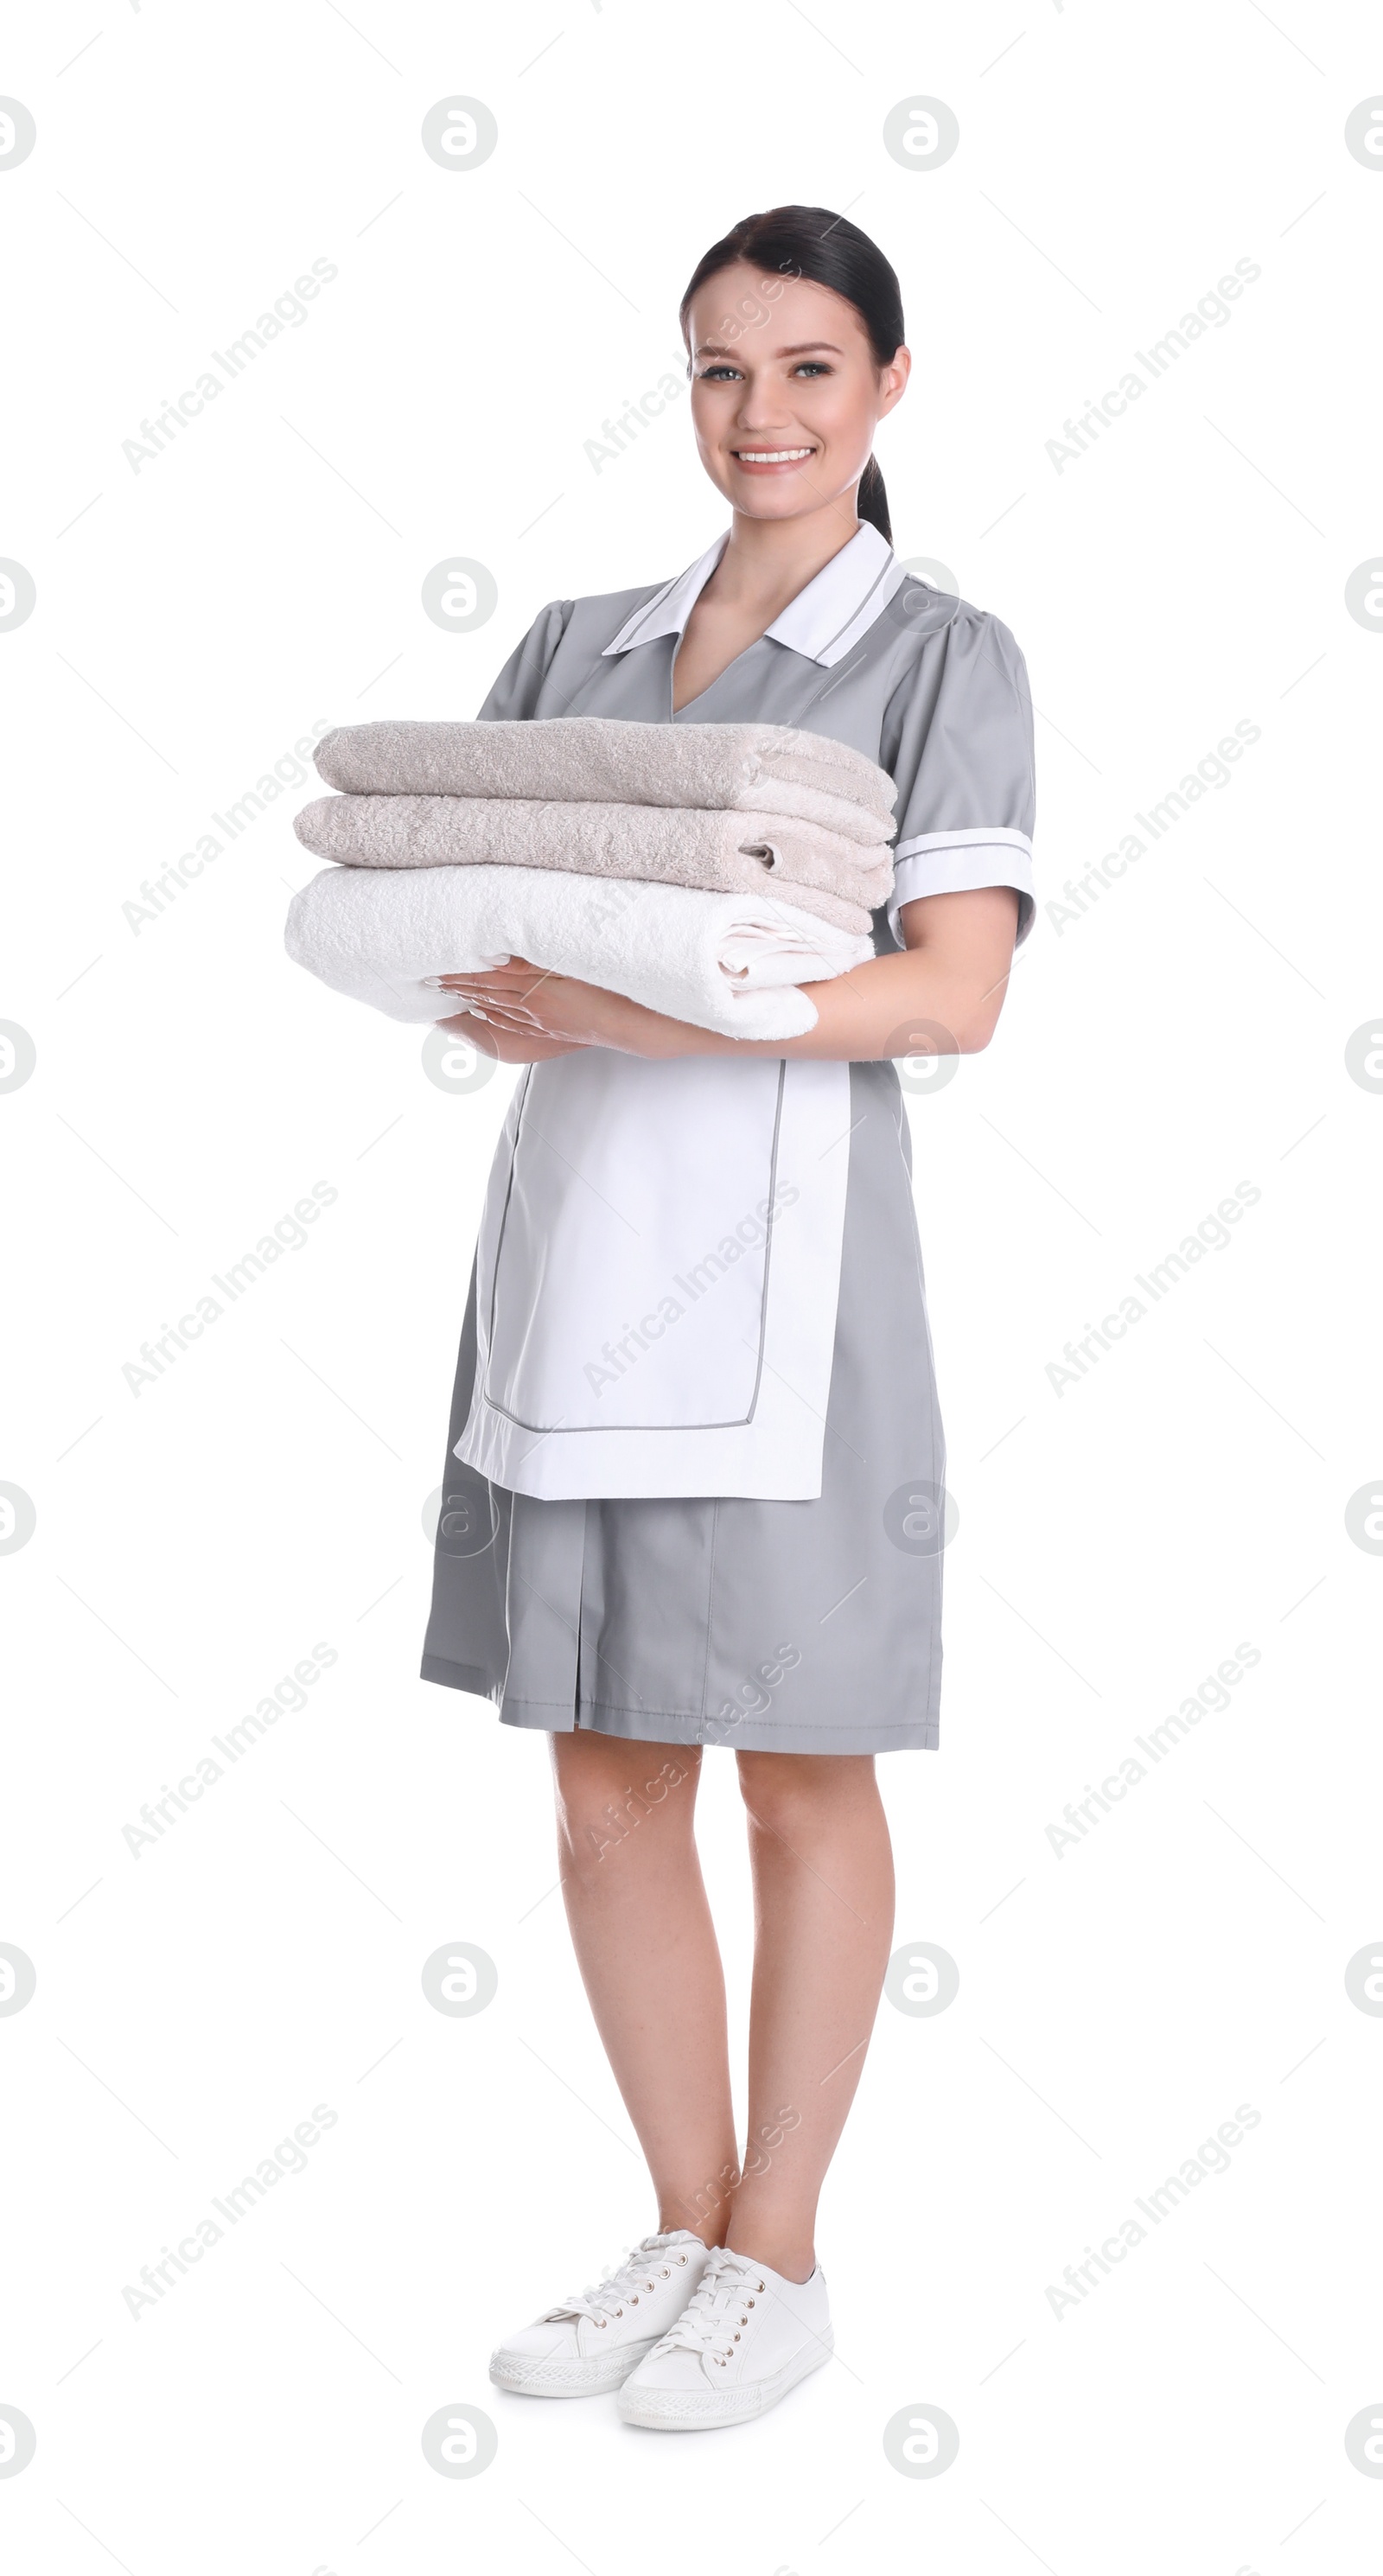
[
  {"left": 793, "top": 360, "right": 831, "bottom": 377},
  {"left": 699, "top": 365, "right": 742, "bottom": 382}
]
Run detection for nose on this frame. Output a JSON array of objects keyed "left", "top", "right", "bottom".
[{"left": 730, "top": 378, "right": 800, "bottom": 434}]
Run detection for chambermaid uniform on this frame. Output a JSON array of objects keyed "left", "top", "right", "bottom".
[{"left": 421, "top": 523, "right": 1036, "bottom": 1753}]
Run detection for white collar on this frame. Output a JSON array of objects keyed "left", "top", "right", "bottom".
[{"left": 601, "top": 521, "right": 908, "bottom": 671}]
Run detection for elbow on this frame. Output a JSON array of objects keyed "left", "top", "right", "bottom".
[
  {"left": 955, "top": 967, "right": 1015, "bottom": 1054},
  {"left": 883, "top": 1003, "right": 999, "bottom": 1063},
  {"left": 953, "top": 1001, "right": 1004, "bottom": 1055},
  {"left": 887, "top": 952, "right": 1012, "bottom": 1060}
]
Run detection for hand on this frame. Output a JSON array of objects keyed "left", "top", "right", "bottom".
[
  {"left": 435, "top": 958, "right": 694, "bottom": 1058},
  {"left": 437, "top": 1011, "right": 578, "bottom": 1062}
]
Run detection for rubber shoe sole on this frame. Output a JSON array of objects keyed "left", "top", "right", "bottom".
[
  {"left": 489, "top": 2335, "right": 659, "bottom": 2399},
  {"left": 616, "top": 2330, "right": 832, "bottom": 2430}
]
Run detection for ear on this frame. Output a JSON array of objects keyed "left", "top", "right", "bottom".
[{"left": 878, "top": 344, "right": 912, "bottom": 418}]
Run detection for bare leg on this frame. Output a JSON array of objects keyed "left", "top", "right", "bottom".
[
  {"left": 551, "top": 1730, "right": 740, "bottom": 2244},
  {"left": 726, "top": 1750, "right": 895, "bottom": 2281}
]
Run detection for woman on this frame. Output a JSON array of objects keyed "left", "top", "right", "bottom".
[{"left": 422, "top": 206, "right": 1035, "bottom": 2432}]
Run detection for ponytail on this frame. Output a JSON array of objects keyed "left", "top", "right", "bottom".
[{"left": 857, "top": 456, "right": 892, "bottom": 545}]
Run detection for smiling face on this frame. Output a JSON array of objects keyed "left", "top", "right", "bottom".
[{"left": 685, "top": 259, "right": 909, "bottom": 524}]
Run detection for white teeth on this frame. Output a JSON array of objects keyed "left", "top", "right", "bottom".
[{"left": 734, "top": 448, "right": 813, "bottom": 462}]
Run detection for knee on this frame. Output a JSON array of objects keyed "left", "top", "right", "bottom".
[
  {"left": 736, "top": 1749, "right": 877, "bottom": 1842},
  {"left": 553, "top": 1738, "right": 699, "bottom": 1878}
]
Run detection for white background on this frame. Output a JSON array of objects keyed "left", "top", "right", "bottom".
[{"left": 3, "top": 1, "right": 1381, "bottom": 2568}]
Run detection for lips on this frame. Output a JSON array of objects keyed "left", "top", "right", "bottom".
[{"left": 730, "top": 446, "right": 817, "bottom": 470}]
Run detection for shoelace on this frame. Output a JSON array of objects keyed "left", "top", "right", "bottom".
[
  {"left": 647, "top": 2248, "right": 767, "bottom": 2364},
  {"left": 546, "top": 2234, "right": 691, "bottom": 2329}
]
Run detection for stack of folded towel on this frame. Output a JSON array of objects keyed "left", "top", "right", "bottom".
[{"left": 285, "top": 717, "right": 898, "bottom": 1040}]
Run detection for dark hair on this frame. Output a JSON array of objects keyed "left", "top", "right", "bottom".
[{"left": 679, "top": 205, "right": 905, "bottom": 545}]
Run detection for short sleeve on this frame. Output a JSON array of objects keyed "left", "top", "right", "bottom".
[
  {"left": 476, "top": 599, "right": 575, "bottom": 723},
  {"left": 879, "top": 606, "right": 1036, "bottom": 947}
]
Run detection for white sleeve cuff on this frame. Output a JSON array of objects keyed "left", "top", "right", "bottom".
[{"left": 887, "top": 828, "right": 1036, "bottom": 948}]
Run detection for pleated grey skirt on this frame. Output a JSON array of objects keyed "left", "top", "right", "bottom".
[{"left": 420, "top": 1061, "right": 946, "bottom": 1754}]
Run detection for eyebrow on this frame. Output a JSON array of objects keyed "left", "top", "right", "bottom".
[{"left": 694, "top": 340, "right": 844, "bottom": 359}]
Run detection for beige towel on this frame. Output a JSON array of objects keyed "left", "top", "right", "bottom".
[
  {"left": 313, "top": 717, "right": 896, "bottom": 846},
  {"left": 294, "top": 794, "right": 890, "bottom": 936}
]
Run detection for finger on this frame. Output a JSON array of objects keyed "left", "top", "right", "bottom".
[
  {"left": 471, "top": 957, "right": 558, "bottom": 992},
  {"left": 437, "top": 1012, "right": 501, "bottom": 1054},
  {"left": 470, "top": 998, "right": 540, "bottom": 1027},
  {"left": 437, "top": 969, "right": 536, "bottom": 999},
  {"left": 484, "top": 961, "right": 557, "bottom": 993},
  {"left": 464, "top": 985, "right": 540, "bottom": 1012},
  {"left": 432, "top": 956, "right": 515, "bottom": 983}
]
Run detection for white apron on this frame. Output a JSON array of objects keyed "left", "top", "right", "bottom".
[{"left": 455, "top": 1053, "right": 852, "bottom": 1500}]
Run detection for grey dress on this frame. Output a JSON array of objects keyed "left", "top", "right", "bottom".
[{"left": 420, "top": 527, "right": 1036, "bottom": 1755}]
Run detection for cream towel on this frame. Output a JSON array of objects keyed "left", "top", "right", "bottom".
[
  {"left": 284, "top": 863, "right": 872, "bottom": 1041},
  {"left": 293, "top": 793, "right": 889, "bottom": 937},
  {"left": 314, "top": 717, "right": 896, "bottom": 845}
]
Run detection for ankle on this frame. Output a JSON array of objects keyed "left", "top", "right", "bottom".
[
  {"left": 660, "top": 2163, "right": 741, "bottom": 2248},
  {"left": 724, "top": 2229, "right": 815, "bottom": 2285},
  {"left": 659, "top": 2209, "right": 728, "bottom": 2250}
]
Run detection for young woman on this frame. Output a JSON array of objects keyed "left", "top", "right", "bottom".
[{"left": 422, "top": 206, "right": 1036, "bottom": 2432}]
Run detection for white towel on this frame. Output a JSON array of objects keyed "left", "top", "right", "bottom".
[{"left": 284, "top": 863, "right": 872, "bottom": 1041}]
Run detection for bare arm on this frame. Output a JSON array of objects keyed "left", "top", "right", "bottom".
[{"left": 437, "top": 885, "right": 1021, "bottom": 1064}]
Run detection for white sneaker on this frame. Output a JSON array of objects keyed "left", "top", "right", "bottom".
[
  {"left": 488, "top": 2231, "right": 711, "bottom": 2398},
  {"left": 617, "top": 2247, "right": 832, "bottom": 2430}
]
